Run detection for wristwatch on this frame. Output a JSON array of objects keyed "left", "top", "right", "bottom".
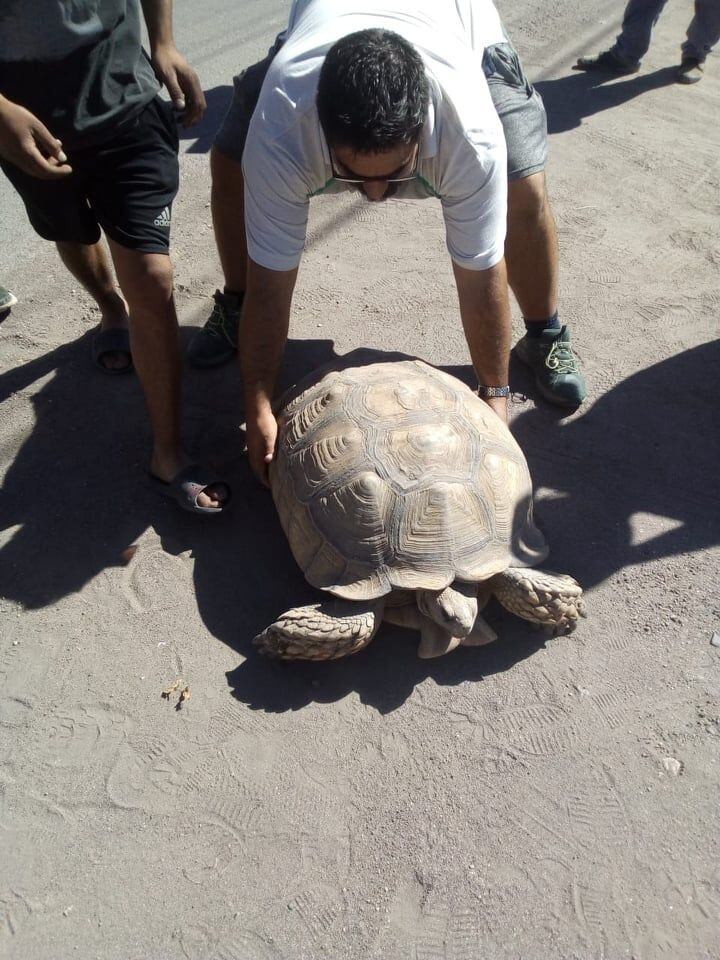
[{"left": 477, "top": 385, "right": 510, "bottom": 399}]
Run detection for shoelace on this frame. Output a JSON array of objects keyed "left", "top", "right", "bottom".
[
  {"left": 545, "top": 339, "right": 580, "bottom": 375},
  {"left": 205, "top": 300, "right": 235, "bottom": 342}
]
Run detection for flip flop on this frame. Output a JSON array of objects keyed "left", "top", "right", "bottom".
[
  {"left": 92, "top": 326, "right": 133, "bottom": 375},
  {"left": 149, "top": 463, "right": 232, "bottom": 515}
]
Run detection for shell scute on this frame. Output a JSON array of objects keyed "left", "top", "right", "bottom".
[
  {"left": 375, "top": 418, "right": 474, "bottom": 491},
  {"left": 358, "top": 373, "right": 458, "bottom": 422},
  {"left": 308, "top": 472, "right": 394, "bottom": 572}
]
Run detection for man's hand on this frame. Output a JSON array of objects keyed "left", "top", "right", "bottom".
[
  {"left": 245, "top": 401, "right": 278, "bottom": 488},
  {"left": 0, "top": 98, "right": 71, "bottom": 179},
  {"left": 151, "top": 45, "right": 206, "bottom": 126},
  {"left": 241, "top": 261, "right": 298, "bottom": 485}
]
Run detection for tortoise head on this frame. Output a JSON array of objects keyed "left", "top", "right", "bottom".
[{"left": 417, "top": 580, "right": 478, "bottom": 638}]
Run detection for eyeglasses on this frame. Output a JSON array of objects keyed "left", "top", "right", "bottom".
[{"left": 329, "top": 144, "right": 420, "bottom": 184}]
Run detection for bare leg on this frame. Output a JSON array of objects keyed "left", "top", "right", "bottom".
[
  {"left": 186, "top": 148, "right": 248, "bottom": 369},
  {"left": 508, "top": 172, "right": 587, "bottom": 406},
  {"left": 107, "top": 240, "right": 227, "bottom": 509},
  {"left": 56, "top": 239, "right": 130, "bottom": 371},
  {"left": 211, "top": 146, "right": 248, "bottom": 293},
  {"left": 505, "top": 172, "right": 558, "bottom": 322}
]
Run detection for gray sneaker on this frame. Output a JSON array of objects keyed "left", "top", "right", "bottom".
[
  {"left": 515, "top": 325, "right": 587, "bottom": 408},
  {"left": 186, "top": 289, "right": 242, "bottom": 368},
  {"left": 574, "top": 50, "right": 639, "bottom": 75},
  {"left": 676, "top": 57, "right": 703, "bottom": 84},
  {"left": 0, "top": 286, "right": 18, "bottom": 312}
]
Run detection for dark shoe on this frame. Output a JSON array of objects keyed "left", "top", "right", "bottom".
[
  {"left": 186, "top": 289, "right": 242, "bottom": 369},
  {"left": 574, "top": 50, "right": 639, "bottom": 75},
  {"left": 515, "top": 326, "right": 587, "bottom": 408},
  {"left": 676, "top": 57, "right": 703, "bottom": 84},
  {"left": 0, "top": 286, "right": 17, "bottom": 313}
]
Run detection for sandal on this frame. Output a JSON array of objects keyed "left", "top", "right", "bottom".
[
  {"left": 149, "top": 463, "right": 231, "bottom": 515},
  {"left": 92, "top": 326, "right": 133, "bottom": 375}
]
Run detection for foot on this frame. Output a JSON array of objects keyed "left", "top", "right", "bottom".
[
  {"left": 97, "top": 292, "right": 131, "bottom": 372},
  {"left": 150, "top": 449, "right": 230, "bottom": 511},
  {"left": 0, "top": 286, "right": 17, "bottom": 313},
  {"left": 254, "top": 598, "right": 383, "bottom": 660},
  {"left": 574, "top": 50, "right": 639, "bottom": 75},
  {"left": 676, "top": 57, "right": 703, "bottom": 84},
  {"left": 186, "top": 289, "right": 242, "bottom": 369},
  {"left": 514, "top": 325, "right": 587, "bottom": 408},
  {"left": 491, "top": 567, "right": 585, "bottom": 635}
]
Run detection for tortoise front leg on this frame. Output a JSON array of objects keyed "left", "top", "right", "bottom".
[
  {"left": 490, "top": 567, "right": 585, "bottom": 634},
  {"left": 254, "top": 597, "right": 384, "bottom": 660}
]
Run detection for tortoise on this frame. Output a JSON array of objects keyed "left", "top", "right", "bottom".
[{"left": 254, "top": 352, "right": 585, "bottom": 660}]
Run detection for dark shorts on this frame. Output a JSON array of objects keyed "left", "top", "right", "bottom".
[
  {"left": 214, "top": 35, "right": 284, "bottom": 164},
  {"left": 214, "top": 37, "right": 547, "bottom": 182},
  {"left": 0, "top": 98, "right": 179, "bottom": 253}
]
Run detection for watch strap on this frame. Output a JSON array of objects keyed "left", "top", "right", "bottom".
[{"left": 477, "top": 385, "right": 510, "bottom": 399}]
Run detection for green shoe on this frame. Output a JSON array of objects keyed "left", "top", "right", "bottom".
[
  {"left": 515, "top": 325, "right": 587, "bottom": 408},
  {"left": 186, "top": 289, "right": 242, "bottom": 368},
  {"left": 0, "top": 286, "right": 18, "bottom": 312}
]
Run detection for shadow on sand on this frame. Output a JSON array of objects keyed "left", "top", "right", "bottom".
[
  {"left": 536, "top": 66, "right": 678, "bottom": 134},
  {"left": 178, "top": 84, "right": 233, "bottom": 154},
  {"left": 1, "top": 337, "right": 718, "bottom": 712}
]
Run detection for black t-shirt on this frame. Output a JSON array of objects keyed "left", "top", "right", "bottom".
[{"left": 0, "top": 0, "right": 160, "bottom": 149}]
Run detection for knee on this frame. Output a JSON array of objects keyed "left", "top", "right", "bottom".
[
  {"left": 508, "top": 174, "right": 551, "bottom": 229},
  {"left": 123, "top": 254, "right": 174, "bottom": 312}
]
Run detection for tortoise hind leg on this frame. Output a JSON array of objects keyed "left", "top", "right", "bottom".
[
  {"left": 254, "top": 597, "right": 384, "bottom": 660},
  {"left": 490, "top": 568, "right": 586, "bottom": 635}
]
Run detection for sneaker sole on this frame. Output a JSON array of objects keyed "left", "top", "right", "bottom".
[
  {"left": 574, "top": 61, "right": 639, "bottom": 75},
  {"left": 534, "top": 378, "right": 586, "bottom": 409}
]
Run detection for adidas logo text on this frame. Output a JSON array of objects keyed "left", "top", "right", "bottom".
[{"left": 154, "top": 206, "right": 171, "bottom": 227}]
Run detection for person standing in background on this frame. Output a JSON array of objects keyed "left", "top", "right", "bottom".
[{"left": 575, "top": 0, "right": 720, "bottom": 83}]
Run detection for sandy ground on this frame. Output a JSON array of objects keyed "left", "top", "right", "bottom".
[{"left": 1, "top": 1, "right": 719, "bottom": 958}]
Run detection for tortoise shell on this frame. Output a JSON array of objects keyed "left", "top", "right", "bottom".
[{"left": 271, "top": 357, "right": 548, "bottom": 600}]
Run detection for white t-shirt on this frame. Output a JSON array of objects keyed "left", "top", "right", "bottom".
[{"left": 243, "top": 0, "right": 509, "bottom": 273}]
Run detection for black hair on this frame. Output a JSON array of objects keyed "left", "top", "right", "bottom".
[{"left": 317, "top": 28, "right": 429, "bottom": 154}]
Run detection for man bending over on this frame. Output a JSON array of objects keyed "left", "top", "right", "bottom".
[{"left": 191, "top": 0, "right": 587, "bottom": 482}]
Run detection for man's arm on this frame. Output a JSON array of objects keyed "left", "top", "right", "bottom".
[
  {"left": 140, "top": 0, "right": 206, "bottom": 126},
  {"left": 241, "top": 259, "right": 299, "bottom": 486},
  {"left": 452, "top": 258, "right": 512, "bottom": 422}
]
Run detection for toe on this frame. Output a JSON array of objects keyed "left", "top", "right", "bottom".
[
  {"left": 99, "top": 349, "right": 132, "bottom": 372},
  {"left": 196, "top": 482, "right": 230, "bottom": 510}
]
